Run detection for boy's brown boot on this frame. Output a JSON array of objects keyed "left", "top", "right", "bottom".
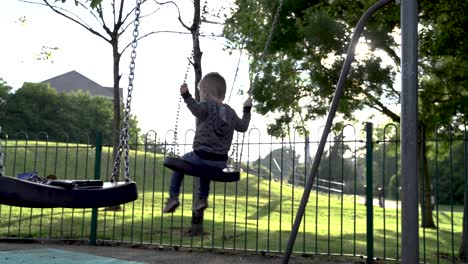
[
  {"left": 163, "top": 196, "right": 180, "bottom": 213},
  {"left": 194, "top": 198, "right": 208, "bottom": 212}
]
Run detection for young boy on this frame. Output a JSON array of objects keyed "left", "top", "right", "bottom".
[{"left": 163, "top": 72, "right": 252, "bottom": 213}]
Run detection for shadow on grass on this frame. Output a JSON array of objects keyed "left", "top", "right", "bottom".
[{"left": 0, "top": 206, "right": 463, "bottom": 264}]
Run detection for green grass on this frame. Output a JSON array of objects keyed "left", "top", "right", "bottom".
[{"left": 0, "top": 140, "right": 464, "bottom": 263}]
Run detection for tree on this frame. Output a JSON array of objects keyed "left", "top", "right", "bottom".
[
  {"left": 224, "top": 0, "right": 467, "bottom": 230},
  {"left": 257, "top": 146, "right": 301, "bottom": 183},
  {"left": 183, "top": 0, "right": 205, "bottom": 237},
  {"left": 0, "top": 79, "right": 12, "bottom": 122},
  {"left": 22, "top": 0, "right": 159, "bottom": 176},
  {"left": 317, "top": 135, "right": 357, "bottom": 194},
  {"left": 1, "top": 82, "right": 140, "bottom": 143},
  {"left": 152, "top": 0, "right": 207, "bottom": 236},
  {"left": 418, "top": 1, "right": 468, "bottom": 258},
  {"left": 2, "top": 82, "right": 62, "bottom": 135},
  {"left": 0, "top": 79, "right": 11, "bottom": 100}
]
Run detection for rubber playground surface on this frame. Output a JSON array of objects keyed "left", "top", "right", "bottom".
[
  {"left": 0, "top": 241, "right": 363, "bottom": 264},
  {"left": 0, "top": 248, "right": 142, "bottom": 264}
]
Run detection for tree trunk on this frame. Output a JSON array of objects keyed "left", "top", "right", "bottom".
[
  {"left": 112, "top": 38, "right": 122, "bottom": 178},
  {"left": 419, "top": 124, "right": 436, "bottom": 228},
  {"left": 108, "top": 37, "right": 122, "bottom": 211},
  {"left": 191, "top": 0, "right": 202, "bottom": 100},
  {"left": 190, "top": 0, "right": 204, "bottom": 236}
]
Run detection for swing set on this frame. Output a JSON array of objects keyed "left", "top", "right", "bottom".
[
  {"left": 163, "top": 0, "right": 284, "bottom": 182},
  {"left": 0, "top": 0, "right": 420, "bottom": 262},
  {"left": 0, "top": 0, "right": 282, "bottom": 207}
]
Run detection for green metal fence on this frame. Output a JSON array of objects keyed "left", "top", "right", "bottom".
[{"left": 0, "top": 124, "right": 466, "bottom": 263}]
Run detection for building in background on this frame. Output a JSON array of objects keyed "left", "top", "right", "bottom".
[{"left": 41, "top": 70, "right": 122, "bottom": 100}]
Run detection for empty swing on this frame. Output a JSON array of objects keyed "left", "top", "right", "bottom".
[{"left": 0, "top": 0, "right": 144, "bottom": 208}]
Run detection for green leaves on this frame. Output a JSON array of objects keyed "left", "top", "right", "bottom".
[
  {"left": 419, "top": 57, "right": 468, "bottom": 132},
  {"left": 298, "top": 8, "right": 345, "bottom": 54},
  {"left": 55, "top": 0, "right": 101, "bottom": 9},
  {"left": 224, "top": 0, "right": 400, "bottom": 133},
  {"left": 225, "top": 0, "right": 466, "bottom": 136},
  {"left": 0, "top": 79, "right": 12, "bottom": 100},
  {"left": 90, "top": 0, "right": 101, "bottom": 8},
  {"left": 419, "top": 0, "right": 468, "bottom": 61}
]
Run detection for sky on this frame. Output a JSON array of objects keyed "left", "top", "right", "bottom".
[
  {"left": 0, "top": 0, "right": 398, "bottom": 149},
  {"left": 0, "top": 0, "right": 261, "bottom": 138}
]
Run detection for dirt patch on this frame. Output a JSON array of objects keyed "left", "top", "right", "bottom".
[{"left": 0, "top": 240, "right": 366, "bottom": 264}]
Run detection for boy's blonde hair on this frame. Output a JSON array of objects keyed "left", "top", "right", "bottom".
[{"left": 201, "top": 72, "right": 226, "bottom": 100}]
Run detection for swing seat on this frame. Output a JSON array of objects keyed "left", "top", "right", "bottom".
[
  {"left": 0, "top": 176, "right": 138, "bottom": 208},
  {"left": 163, "top": 156, "right": 240, "bottom": 182}
]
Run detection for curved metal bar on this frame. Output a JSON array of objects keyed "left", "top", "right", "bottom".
[
  {"left": 383, "top": 123, "right": 399, "bottom": 139},
  {"left": 183, "top": 129, "right": 195, "bottom": 154},
  {"left": 164, "top": 129, "right": 177, "bottom": 154},
  {"left": 341, "top": 124, "right": 357, "bottom": 139},
  {"left": 282, "top": 0, "right": 394, "bottom": 262},
  {"left": 144, "top": 130, "right": 159, "bottom": 147},
  {"left": 293, "top": 126, "right": 308, "bottom": 138}
]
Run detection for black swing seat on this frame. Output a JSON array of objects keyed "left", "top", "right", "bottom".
[
  {"left": 163, "top": 156, "right": 240, "bottom": 182},
  {"left": 0, "top": 176, "right": 138, "bottom": 208}
]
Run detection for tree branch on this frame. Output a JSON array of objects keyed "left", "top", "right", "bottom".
[
  {"left": 120, "top": 30, "right": 223, "bottom": 54},
  {"left": 22, "top": 0, "right": 111, "bottom": 43},
  {"left": 96, "top": 4, "right": 113, "bottom": 36},
  {"left": 362, "top": 90, "right": 400, "bottom": 122},
  {"left": 381, "top": 45, "right": 401, "bottom": 68},
  {"left": 140, "top": 6, "right": 161, "bottom": 20},
  {"left": 19, "top": 0, "right": 89, "bottom": 27},
  {"left": 153, "top": 0, "right": 190, "bottom": 30},
  {"left": 431, "top": 95, "right": 460, "bottom": 104},
  {"left": 111, "top": 0, "right": 116, "bottom": 25},
  {"left": 385, "top": 84, "right": 400, "bottom": 98},
  {"left": 116, "top": 0, "right": 124, "bottom": 25},
  {"left": 85, "top": 3, "right": 106, "bottom": 27},
  {"left": 120, "top": 6, "right": 161, "bottom": 35},
  {"left": 201, "top": 18, "right": 224, "bottom": 26},
  {"left": 423, "top": 90, "right": 452, "bottom": 96},
  {"left": 120, "top": 0, "right": 147, "bottom": 26},
  {"left": 60, "top": 0, "right": 103, "bottom": 27}
]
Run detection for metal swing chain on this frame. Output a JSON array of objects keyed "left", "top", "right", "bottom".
[
  {"left": 230, "top": 0, "right": 284, "bottom": 170},
  {"left": 228, "top": 132, "right": 242, "bottom": 170},
  {"left": 171, "top": 51, "right": 193, "bottom": 157},
  {"left": 247, "top": 0, "right": 284, "bottom": 97},
  {"left": 111, "top": 0, "right": 142, "bottom": 183},
  {"left": 171, "top": 0, "right": 208, "bottom": 157}
]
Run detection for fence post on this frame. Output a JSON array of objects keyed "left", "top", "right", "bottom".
[
  {"left": 90, "top": 131, "right": 102, "bottom": 246},
  {"left": 463, "top": 127, "right": 468, "bottom": 260},
  {"left": 365, "top": 122, "right": 374, "bottom": 264},
  {"left": 0, "top": 126, "right": 4, "bottom": 178}
]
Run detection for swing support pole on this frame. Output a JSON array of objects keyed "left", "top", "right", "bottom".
[
  {"left": 282, "top": 0, "right": 394, "bottom": 262},
  {"left": 400, "top": 0, "right": 419, "bottom": 263}
]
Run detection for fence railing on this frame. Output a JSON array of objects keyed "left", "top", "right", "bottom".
[{"left": 0, "top": 123, "right": 466, "bottom": 264}]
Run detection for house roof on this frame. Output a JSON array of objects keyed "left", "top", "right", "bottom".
[{"left": 41, "top": 70, "right": 123, "bottom": 99}]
